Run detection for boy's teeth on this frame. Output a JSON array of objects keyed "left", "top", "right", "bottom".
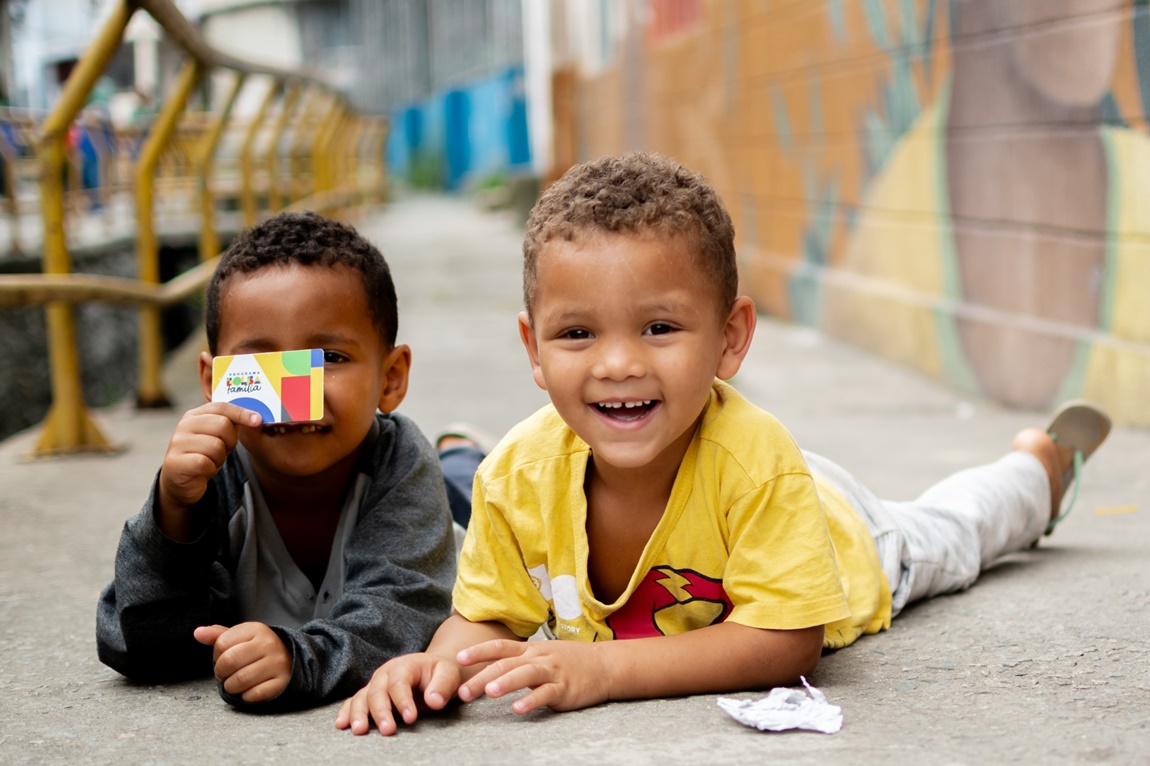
[
  {"left": 271, "top": 424, "right": 321, "bottom": 434},
  {"left": 599, "top": 400, "right": 653, "bottom": 409}
]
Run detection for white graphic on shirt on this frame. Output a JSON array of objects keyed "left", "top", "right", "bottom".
[
  {"left": 527, "top": 564, "right": 582, "bottom": 621},
  {"left": 550, "top": 575, "right": 581, "bottom": 620}
]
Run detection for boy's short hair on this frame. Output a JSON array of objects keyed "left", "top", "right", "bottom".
[
  {"left": 522, "top": 152, "right": 737, "bottom": 316},
  {"left": 205, "top": 211, "right": 399, "bottom": 354}
]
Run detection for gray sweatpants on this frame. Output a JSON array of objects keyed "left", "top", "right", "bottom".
[{"left": 803, "top": 451, "right": 1050, "bottom": 617}]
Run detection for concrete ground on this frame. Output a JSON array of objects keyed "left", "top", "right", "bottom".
[{"left": 1, "top": 195, "right": 1147, "bottom": 765}]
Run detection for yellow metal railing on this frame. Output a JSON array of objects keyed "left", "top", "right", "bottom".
[{"left": 0, "top": 0, "right": 389, "bottom": 457}]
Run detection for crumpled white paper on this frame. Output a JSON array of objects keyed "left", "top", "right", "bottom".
[{"left": 716, "top": 677, "right": 842, "bottom": 734}]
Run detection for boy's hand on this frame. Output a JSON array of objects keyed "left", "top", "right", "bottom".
[
  {"left": 194, "top": 622, "right": 292, "bottom": 704},
  {"left": 158, "top": 403, "right": 261, "bottom": 541},
  {"left": 456, "top": 639, "right": 610, "bottom": 714},
  {"left": 335, "top": 653, "right": 462, "bottom": 735}
]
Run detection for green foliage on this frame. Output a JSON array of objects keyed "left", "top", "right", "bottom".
[{"left": 407, "top": 150, "right": 445, "bottom": 189}]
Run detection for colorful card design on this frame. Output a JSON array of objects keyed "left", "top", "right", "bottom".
[{"left": 211, "top": 349, "right": 324, "bottom": 423}]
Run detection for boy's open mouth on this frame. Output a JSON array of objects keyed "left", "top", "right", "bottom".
[
  {"left": 594, "top": 400, "right": 658, "bottom": 422},
  {"left": 262, "top": 423, "right": 329, "bottom": 436}
]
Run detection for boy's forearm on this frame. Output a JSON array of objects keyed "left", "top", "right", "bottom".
[
  {"left": 428, "top": 612, "right": 521, "bottom": 679},
  {"left": 597, "top": 621, "right": 825, "bottom": 701}
]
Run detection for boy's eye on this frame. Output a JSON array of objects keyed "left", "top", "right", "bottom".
[
  {"left": 645, "top": 323, "right": 675, "bottom": 336},
  {"left": 322, "top": 351, "right": 349, "bottom": 364},
  {"left": 561, "top": 329, "right": 591, "bottom": 340}
]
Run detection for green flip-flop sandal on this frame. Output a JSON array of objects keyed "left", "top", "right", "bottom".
[{"left": 1044, "top": 400, "right": 1111, "bottom": 535}]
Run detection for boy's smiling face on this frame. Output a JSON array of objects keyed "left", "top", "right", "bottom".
[
  {"left": 519, "top": 232, "right": 755, "bottom": 477},
  {"left": 200, "top": 263, "right": 409, "bottom": 486}
]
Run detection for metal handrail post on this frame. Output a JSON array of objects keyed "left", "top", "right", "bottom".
[
  {"left": 32, "top": 0, "right": 135, "bottom": 455},
  {"left": 288, "top": 88, "right": 321, "bottom": 204},
  {"left": 373, "top": 118, "right": 389, "bottom": 203},
  {"left": 240, "top": 79, "right": 279, "bottom": 227},
  {"left": 354, "top": 118, "right": 375, "bottom": 206},
  {"left": 0, "top": 124, "right": 21, "bottom": 255},
  {"left": 196, "top": 72, "right": 245, "bottom": 262},
  {"left": 329, "top": 111, "right": 354, "bottom": 214},
  {"left": 311, "top": 98, "right": 342, "bottom": 194},
  {"left": 134, "top": 59, "right": 203, "bottom": 408},
  {"left": 265, "top": 83, "right": 299, "bottom": 211},
  {"left": 339, "top": 117, "right": 364, "bottom": 198}
]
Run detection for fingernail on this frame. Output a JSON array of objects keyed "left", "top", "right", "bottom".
[
  {"left": 428, "top": 692, "right": 443, "bottom": 706},
  {"left": 458, "top": 686, "right": 471, "bottom": 701}
]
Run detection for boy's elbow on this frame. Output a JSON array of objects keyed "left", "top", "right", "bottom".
[
  {"left": 780, "top": 624, "right": 825, "bottom": 683},
  {"left": 794, "top": 638, "right": 822, "bottom": 679}
]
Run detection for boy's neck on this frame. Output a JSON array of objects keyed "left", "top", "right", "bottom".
[
  {"left": 582, "top": 423, "right": 697, "bottom": 604},
  {"left": 249, "top": 449, "right": 363, "bottom": 589}
]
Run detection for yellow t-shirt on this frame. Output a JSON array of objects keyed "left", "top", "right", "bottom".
[{"left": 453, "top": 381, "right": 891, "bottom": 648}]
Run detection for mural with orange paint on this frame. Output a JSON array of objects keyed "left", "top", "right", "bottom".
[{"left": 557, "top": 0, "right": 1150, "bottom": 425}]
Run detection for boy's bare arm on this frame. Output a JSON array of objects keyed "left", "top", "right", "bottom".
[
  {"left": 336, "top": 612, "right": 519, "bottom": 735},
  {"left": 157, "top": 402, "right": 261, "bottom": 541},
  {"left": 457, "top": 620, "right": 825, "bottom": 714}
]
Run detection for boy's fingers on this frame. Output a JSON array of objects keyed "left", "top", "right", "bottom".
[
  {"left": 334, "top": 697, "right": 353, "bottom": 730},
  {"left": 342, "top": 690, "right": 374, "bottom": 731},
  {"left": 211, "top": 624, "right": 259, "bottom": 670},
  {"left": 365, "top": 683, "right": 400, "bottom": 736},
  {"left": 456, "top": 638, "right": 523, "bottom": 666},
  {"left": 482, "top": 662, "right": 549, "bottom": 701},
  {"left": 221, "top": 653, "right": 273, "bottom": 696},
  {"left": 204, "top": 401, "right": 262, "bottom": 428},
  {"left": 239, "top": 674, "right": 288, "bottom": 704},
  {"left": 423, "top": 663, "right": 460, "bottom": 710},
  {"left": 193, "top": 624, "right": 228, "bottom": 646},
  {"left": 510, "top": 686, "right": 553, "bottom": 715},
  {"left": 385, "top": 680, "right": 419, "bottom": 726}
]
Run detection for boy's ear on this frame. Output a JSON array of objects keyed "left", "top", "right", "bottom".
[
  {"left": 377, "top": 344, "right": 412, "bottom": 413},
  {"left": 198, "top": 351, "right": 214, "bottom": 403},
  {"left": 518, "top": 311, "right": 548, "bottom": 391},
  {"left": 715, "top": 296, "right": 757, "bottom": 381}
]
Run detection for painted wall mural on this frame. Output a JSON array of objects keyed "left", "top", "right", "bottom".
[{"left": 561, "top": 0, "right": 1150, "bottom": 425}]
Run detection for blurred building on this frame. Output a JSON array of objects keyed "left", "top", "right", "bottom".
[
  {"left": 347, "top": 0, "right": 531, "bottom": 191},
  {"left": 191, "top": 0, "right": 532, "bottom": 191}
]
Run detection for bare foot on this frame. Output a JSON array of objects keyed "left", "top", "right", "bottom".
[{"left": 1011, "top": 428, "right": 1066, "bottom": 526}]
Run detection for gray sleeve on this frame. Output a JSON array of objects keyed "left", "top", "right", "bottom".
[
  {"left": 95, "top": 474, "right": 237, "bottom": 683},
  {"left": 249, "top": 414, "right": 456, "bottom": 709}
]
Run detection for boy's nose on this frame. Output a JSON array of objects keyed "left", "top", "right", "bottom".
[{"left": 590, "top": 337, "right": 646, "bottom": 381}]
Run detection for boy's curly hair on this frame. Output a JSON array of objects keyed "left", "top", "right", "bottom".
[
  {"left": 205, "top": 211, "right": 398, "bottom": 354},
  {"left": 522, "top": 152, "right": 737, "bottom": 316}
]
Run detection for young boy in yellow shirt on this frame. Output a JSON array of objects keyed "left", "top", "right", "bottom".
[{"left": 336, "top": 153, "right": 1110, "bottom": 735}]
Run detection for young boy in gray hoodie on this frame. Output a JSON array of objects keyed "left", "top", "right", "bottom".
[{"left": 97, "top": 212, "right": 456, "bottom": 710}]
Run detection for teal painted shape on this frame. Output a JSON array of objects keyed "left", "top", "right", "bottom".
[
  {"left": 862, "top": 0, "right": 892, "bottom": 50},
  {"left": 899, "top": 0, "right": 920, "bottom": 52},
  {"left": 887, "top": 52, "right": 921, "bottom": 134},
  {"left": 923, "top": 0, "right": 938, "bottom": 83},
  {"left": 770, "top": 85, "right": 794, "bottom": 152},
  {"left": 741, "top": 195, "right": 759, "bottom": 251},
  {"left": 787, "top": 263, "right": 823, "bottom": 326},
  {"left": 827, "top": 0, "right": 847, "bottom": 43},
  {"left": 806, "top": 69, "right": 825, "bottom": 140},
  {"left": 863, "top": 107, "right": 895, "bottom": 175}
]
